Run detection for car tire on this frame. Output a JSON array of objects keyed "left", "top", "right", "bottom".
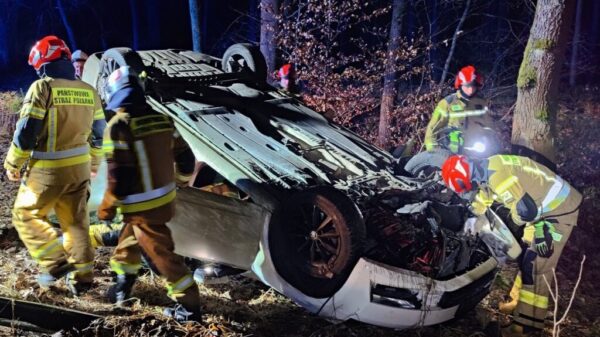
[
  {"left": 268, "top": 186, "right": 366, "bottom": 298},
  {"left": 221, "top": 43, "right": 267, "bottom": 83},
  {"left": 404, "top": 149, "right": 451, "bottom": 176},
  {"left": 97, "top": 48, "right": 146, "bottom": 103}
]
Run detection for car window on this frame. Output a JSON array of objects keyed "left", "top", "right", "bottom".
[{"left": 189, "top": 161, "right": 249, "bottom": 201}]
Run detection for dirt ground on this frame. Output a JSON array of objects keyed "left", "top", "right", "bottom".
[{"left": 0, "top": 89, "right": 599, "bottom": 337}]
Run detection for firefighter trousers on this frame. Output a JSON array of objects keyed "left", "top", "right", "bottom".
[
  {"left": 13, "top": 179, "right": 94, "bottom": 282},
  {"left": 110, "top": 216, "right": 200, "bottom": 310},
  {"left": 514, "top": 211, "right": 577, "bottom": 329}
]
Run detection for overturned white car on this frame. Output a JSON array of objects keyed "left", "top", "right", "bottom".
[{"left": 83, "top": 44, "right": 511, "bottom": 329}]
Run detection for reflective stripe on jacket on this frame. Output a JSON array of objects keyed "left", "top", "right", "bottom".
[
  {"left": 4, "top": 78, "right": 105, "bottom": 185},
  {"left": 424, "top": 91, "right": 491, "bottom": 151},
  {"left": 471, "top": 155, "right": 582, "bottom": 225},
  {"left": 100, "top": 108, "right": 194, "bottom": 222}
]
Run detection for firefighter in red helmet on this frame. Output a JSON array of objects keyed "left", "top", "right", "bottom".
[
  {"left": 424, "top": 65, "right": 494, "bottom": 153},
  {"left": 276, "top": 63, "right": 296, "bottom": 93},
  {"left": 441, "top": 154, "right": 581, "bottom": 337},
  {"left": 4, "top": 35, "right": 105, "bottom": 295}
]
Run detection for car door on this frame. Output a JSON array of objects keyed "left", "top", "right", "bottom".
[{"left": 167, "top": 186, "right": 270, "bottom": 270}]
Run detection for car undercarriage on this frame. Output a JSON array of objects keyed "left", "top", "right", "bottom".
[{"left": 83, "top": 44, "right": 506, "bottom": 328}]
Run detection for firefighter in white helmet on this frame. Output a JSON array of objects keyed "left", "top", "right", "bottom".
[
  {"left": 71, "top": 50, "right": 88, "bottom": 79},
  {"left": 98, "top": 65, "right": 201, "bottom": 322}
]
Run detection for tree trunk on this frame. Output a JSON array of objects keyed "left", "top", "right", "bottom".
[
  {"left": 189, "top": 0, "right": 201, "bottom": 52},
  {"left": 260, "top": 0, "right": 280, "bottom": 81},
  {"left": 439, "top": 0, "right": 471, "bottom": 85},
  {"left": 569, "top": 0, "right": 583, "bottom": 86},
  {"left": 512, "top": 0, "right": 576, "bottom": 167},
  {"left": 56, "top": 0, "right": 77, "bottom": 50},
  {"left": 378, "top": 0, "right": 406, "bottom": 147},
  {"left": 129, "top": 0, "right": 139, "bottom": 50},
  {"left": 202, "top": 0, "right": 211, "bottom": 53}
]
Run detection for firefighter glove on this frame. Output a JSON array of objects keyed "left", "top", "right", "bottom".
[
  {"left": 5, "top": 169, "right": 20, "bottom": 182},
  {"left": 533, "top": 220, "right": 555, "bottom": 258},
  {"left": 447, "top": 130, "right": 464, "bottom": 153}
]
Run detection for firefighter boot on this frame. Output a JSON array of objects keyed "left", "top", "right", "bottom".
[
  {"left": 499, "top": 284, "right": 520, "bottom": 314},
  {"left": 163, "top": 304, "right": 202, "bottom": 323},
  {"left": 499, "top": 274, "right": 522, "bottom": 314},
  {"left": 37, "top": 262, "right": 76, "bottom": 289},
  {"left": 106, "top": 274, "right": 137, "bottom": 305},
  {"left": 501, "top": 324, "right": 540, "bottom": 337},
  {"left": 65, "top": 272, "right": 93, "bottom": 297}
]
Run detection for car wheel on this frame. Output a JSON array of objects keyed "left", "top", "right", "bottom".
[
  {"left": 404, "top": 149, "right": 451, "bottom": 176},
  {"left": 269, "top": 186, "right": 366, "bottom": 298},
  {"left": 221, "top": 43, "right": 267, "bottom": 83},
  {"left": 96, "top": 48, "right": 146, "bottom": 103}
]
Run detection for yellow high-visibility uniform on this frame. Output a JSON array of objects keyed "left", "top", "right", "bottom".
[
  {"left": 471, "top": 155, "right": 581, "bottom": 329},
  {"left": 4, "top": 77, "right": 105, "bottom": 283},
  {"left": 425, "top": 91, "right": 491, "bottom": 151}
]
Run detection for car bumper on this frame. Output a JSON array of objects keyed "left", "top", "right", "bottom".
[{"left": 252, "top": 241, "right": 498, "bottom": 329}]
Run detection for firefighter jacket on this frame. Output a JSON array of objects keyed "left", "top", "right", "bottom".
[
  {"left": 424, "top": 91, "right": 492, "bottom": 151},
  {"left": 470, "top": 155, "right": 582, "bottom": 225},
  {"left": 98, "top": 107, "right": 195, "bottom": 223},
  {"left": 4, "top": 77, "right": 105, "bottom": 185}
]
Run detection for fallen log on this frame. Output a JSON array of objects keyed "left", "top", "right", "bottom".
[{"left": 0, "top": 296, "right": 101, "bottom": 332}]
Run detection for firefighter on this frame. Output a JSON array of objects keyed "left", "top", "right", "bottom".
[
  {"left": 424, "top": 65, "right": 494, "bottom": 153},
  {"left": 71, "top": 50, "right": 89, "bottom": 79},
  {"left": 4, "top": 36, "right": 105, "bottom": 295},
  {"left": 276, "top": 63, "right": 296, "bottom": 93},
  {"left": 441, "top": 155, "right": 582, "bottom": 337},
  {"left": 97, "top": 66, "right": 201, "bottom": 322}
]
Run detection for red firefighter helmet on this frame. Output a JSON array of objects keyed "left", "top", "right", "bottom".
[
  {"left": 28, "top": 36, "right": 72, "bottom": 71},
  {"left": 278, "top": 63, "right": 293, "bottom": 79},
  {"left": 454, "top": 65, "right": 483, "bottom": 89},
  {"left": 441, "top": 155, "right": 473, "bottom": 193}
]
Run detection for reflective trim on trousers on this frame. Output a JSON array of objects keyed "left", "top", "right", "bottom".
[
  {"left": 31, "top": 145, "right": 89, "bottom": 160},
  {"left": 73, "top": 262, "right": 94, "bottom": 275},
  {"left": 167, "top": 274, "right": 195, "bottom": 296},
  {"left": 518, "top": 289, "right": 549, "bottom": 309},
  {"left": 110, "top": 259, "right": 142, "bottom": 275},
  {"left": 31, "top": 238, "right": 63, "bottom": 260}
]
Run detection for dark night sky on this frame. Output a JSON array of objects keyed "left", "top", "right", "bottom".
[
  {"left": 0, "top": 0, "right": 598, "bottom": 90},
  {"left": 0, "top": 0, "right": 259, "bottom": 89}
]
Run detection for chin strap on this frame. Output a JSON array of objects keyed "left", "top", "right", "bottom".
[{"left": 36, "top": 65, "right": 47, "bottom": 79}]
